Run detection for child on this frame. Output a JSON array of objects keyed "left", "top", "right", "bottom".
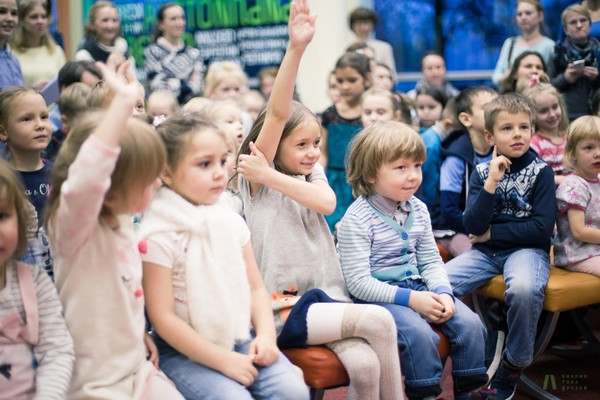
[
  {"left": 204, "top": 61, "right": 248, "bottom": 102},
  {"left": 415, "top": 84, "right": 448, "bottom": 132},
  {"left": 361, "top": 87, "right": 401, "bottom": 127},
  {"left": 523, "top": 82, "right": 570, "bottom": 185},
  {"left": 146, "top": 89, "right": 179, "bottom": 121},
  {"left": 240, "top": 89, "right": 266, "bottom": 123},
  {"left": 44, "top": 60, "right": 183, "bottom": 399},
  {"left": 440, "top": 85, "right": 497, "bottom": 238},
  {"left": 88, "top": 79, "right": 146, "bottom": 116},
  {"left": 139, "top": 112, "right": 307, "bottom": 399},
  {"left": 0, "top": 0, "right": 24, "bottom": 90},
  {"left": 372, "top": 62, "right": 395, "bottom": 91},
  {"left": 203, "top": 99, "right": 245, "bottom": 145},
  {"left": 0, "top": 159, "right": 74, "bottom": 399},
  {"left": 0, "top": 86, "right": 53, "bottom": 277},
  {"left": 237, "top": 2, "right": 404, "bottom": 398},
  {"left": 552, "top": 5, "right": 600, "bottom": 121},
  {"left": 416, "top": 99, "right": 467, "bottom": 256},
  {"left": 554, "top": 115, "right": 600, "bottom": 276},
  {"left": 321, "top": 51, "right": 370, "bottom": 230},
  {"left": 44, "top": 82, "right": 91, "bottom": 162},
  {"left": 338, "top": 121, "right": 491, "bottom": 400},
  {"left": 445, "top": 93, "right": 556, "bottom": 399}
]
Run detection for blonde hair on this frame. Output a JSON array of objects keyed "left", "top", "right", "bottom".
[
  {"left": 84, "top": 1, "right": 121, "bottom": 42},
  {"left": 347, "top": 121, "right": 426, "bottom": 197},
  {"left": 182, "top": 97, "right": 211, "bottom": 114},
  {"left": 11, "top": 0, "right": 58, "bottom": 53},
  {"left": 484, "top": 93, "right": 535, "bottom": 134},
  {"left": 58, "top": 83, "right": 91, "bottom": 121},
  {"left": 523, "top": 82, "right": 569, "bottom": 133},
  {"left": 564, "top": 115, "right": 600, "bottom": 172},
  {"left": 201, "top": 99, "right": 241, "bottom": 122},
  {"left": 147, "top": 90, "right": 179, "bottom": 116},
  {"left": 44, "top": 112, "right": 166, "bottom": 228},
  {"left": 0, "top": 86, "right": 40, "bottom": 126},
  {"left": 561, "top": 4, "right": 591, "bottom": 29},
  {"left": 0, "top": 159, "right": 30, "bottom": 257},
  {"left": 87, "top": 80, "right": 112, "bottom": 109},
  {"left": 361, "top": 87, "right": 400, "bottom": 113},
  {"left": 204, "top": 61, "right": 248, "bottom": 98}
]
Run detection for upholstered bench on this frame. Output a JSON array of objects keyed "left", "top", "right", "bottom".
[
  {"left": 282, "top": 327, "right": 450, "bottom": 400},
  {"left": 473, "top": 266, "right": 600, "bottom": 400}
]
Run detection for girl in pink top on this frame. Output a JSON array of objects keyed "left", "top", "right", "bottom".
[{"left": 44, "top": 60, "right": 183, "bottom": 400}]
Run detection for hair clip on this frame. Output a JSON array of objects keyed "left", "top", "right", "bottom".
[
  {"left": 152, "top": 114, "right": 167, "bottom": 127},
  {"left": 528, "top": 74, "right": 540, "bottom": 88}
]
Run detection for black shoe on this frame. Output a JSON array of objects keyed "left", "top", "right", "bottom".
[
  {"left": 490, "top": 359, "right": 522, "bottom": 400},
  {"left": 485, "top": 329, "right": 505, "bottom": 385}
]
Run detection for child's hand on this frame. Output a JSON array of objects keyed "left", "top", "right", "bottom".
[
  {"left": 220, "top": 351, "right": 259, "bottom": 387},
  {"left": 288, "top": 0, "right": 317, "bottom": 50},
  {"left": 485, "top": 146, "right": 511, "bottom": 192},
  {"left": 95, "top": 59, "right": 139, "bottom": 101},
  {"left": 143, "top": 332, "right": 159, "bottom": 368},
  {"left": 238, "top": 142, "right": 273, "bottom": 185},
  {"left": 469, "top": 228, "right": 491, "bottom": 244},
  {"left": 248, "top": 335, "right": 280, "bottom": 366},
  {"left": 437, "top": 293, "right": 455, "bottom": 323},
  {"left": 408, "top": 291, "right": 445, "bottom": 323}
]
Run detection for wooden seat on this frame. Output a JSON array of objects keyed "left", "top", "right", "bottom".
[
  {"left": 474, "top": 266, "right": 600, "bottom": 400},
  {"left": 282, "top": 327, "right": 450, "bottom": 400}
]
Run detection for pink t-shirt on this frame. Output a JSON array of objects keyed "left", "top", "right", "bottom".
[{"left": 530, "top": 132, "right": 568, "bottom": 177}]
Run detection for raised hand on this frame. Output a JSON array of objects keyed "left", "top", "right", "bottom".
[
  {"left": 288, "top": 0, "right": 317, "bottom": 50},
  {"left": 95, "top": 60, "right": 139, "bottom": 101},
  {"left": 484, "top": 146, "right": 511, "bottom": 194}
]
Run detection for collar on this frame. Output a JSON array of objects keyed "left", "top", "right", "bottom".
[
  {"left": 368, "top": 193, "right": 411, "bottom": 218},
  {"left": 157, "top": 37, "right": 184, "bottom": 52},
  {"left": 506, "top": 149, "right": 536, "bottom": 173}
]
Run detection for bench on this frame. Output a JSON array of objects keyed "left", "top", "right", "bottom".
[
  {"left": 282, "top": 327, "right": 450, "bottom": 400},
  {"left": 473, "top": 266, "right": 600, "bottom": 400}
]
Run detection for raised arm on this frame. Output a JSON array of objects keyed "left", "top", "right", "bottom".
[{"left": 253, "top": 0, "right": 316, "bottom": 164}]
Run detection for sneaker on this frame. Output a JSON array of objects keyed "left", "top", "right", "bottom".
[
  {"left": 455, "top": 387, "right": 498, "bottom": 400},
  {"left": 490, "top": 359, "right": 522, "bottom": 400},
  {"left": 485, "top": 329, "right": 505, "bottom": 384}
]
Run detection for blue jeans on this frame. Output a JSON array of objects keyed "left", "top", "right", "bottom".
[
  {"left": 155, "top": 335, "right": 308, "bottom": 400},
  {"left": 361, "top": 279, "right": 487, "bottom": 398},
  {"left": 445, "top": 248, "right": 550, "bottom": 367}
]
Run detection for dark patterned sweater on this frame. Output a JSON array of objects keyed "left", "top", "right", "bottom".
[{"left": 464, "top": 150, "right": 556, "bottom": 254}]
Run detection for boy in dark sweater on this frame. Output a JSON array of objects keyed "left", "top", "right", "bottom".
[{"left": 445, "top": 93, "right": 556, "bottom": 400}]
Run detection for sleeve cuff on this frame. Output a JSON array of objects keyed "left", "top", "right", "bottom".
[
  {"left": 393, "top": 288, "right": 412, "bottom": 306},
  {"left": 433, "top": 285, "right": 455, "bottom": 302}
]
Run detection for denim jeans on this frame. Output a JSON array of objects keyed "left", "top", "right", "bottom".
[
  {"left": 154, "top": 335, "right": 308, "bottom": 400},
  {"left": 361, "top": 279, "right": 487, "bottom": 398},
  {"left": 445, "top": 248, "right": 550, "bottom": 367}
]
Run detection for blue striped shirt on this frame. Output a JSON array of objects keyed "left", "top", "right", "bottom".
[{"left": 337, "top": 195, "right": 452, "bottom": 305}]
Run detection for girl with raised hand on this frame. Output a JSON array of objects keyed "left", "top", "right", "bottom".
[
  {"left": 44, "top": 59, "right": 183, "bottom": 399},
  {"left": 237, "top": 1, "right": 403, "bottom": 399}
]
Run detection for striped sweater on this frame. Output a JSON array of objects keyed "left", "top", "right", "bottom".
[{"left": 337, "top": 195, "right": 452, "bottom": 306}]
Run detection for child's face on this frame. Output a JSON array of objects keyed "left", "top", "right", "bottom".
[
  {"left": 163, "top": 130, "right": 228, "bottom": 205},
  {"left": 372, "top": 65, "right": 394, "bottom": 91},
  {"left": 515, "top": 54, "right": 544, "bottom": 81},
  {"left": 275, "top": 119, "right": 321, "bottom": 176},
  {"left": 92, "top": 6, "right": 120, "bottom": 45},
  {"left": 22, "top": 4, "right": 48, "bottom": 38},
  {"left": 132, "top": 90, "right": 146, "bottom": 116},
  {"left": 368, "top": 157, "right": 423, "bottom": 203},
  {"left": 148, "top": 97, "right": 175, "bottom": 119},
  {"left": 532, "top": 91, "right": 562, "bottom": 133},
  {"left": 0, "top": 0, "right": 18, "bottom": 44},
  {"left": 0, "top": 197, "right": 18, "bottom": 268},
  {"left": 485, "top": 111, "right": 532, "bottom": 159},
  {"left": 573, "top": 138, "right": 600, "bottom": 179},
  {"left": 336, "top": 67, "right": 367, "bottom": 105},
  {"left": 0, "top": 93, "right": 50, "bottom": 156},
  {"left": 462, "top": 91, "right": 497, "bottom": 135},
  {"left": 422, "top": 54, "right": 446, "bottom": 86},
  {"left": 361, "top": 94, "right": 398, "bottom": 126},
  {"left": 212, "top": 105, "right": 244, "bottom": 144},
  {"left": 210, "top": 77, "right": 245, "bottom": 101},
  {"left": 327, "top": 74, "right": 341, "bottom": 104},
  {"left": 564, "top": 11, "right": 590, "bottom": 44},
  {"left": 415, "top": 94, "right": 442, "bottom": 128},
  {"left": 240, "top": 96, "right": 264, "bottom": 123}
]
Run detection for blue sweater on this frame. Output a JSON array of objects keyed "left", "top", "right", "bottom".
[{"left": 465, "top": 150, "right": 556, "bottom": 254}]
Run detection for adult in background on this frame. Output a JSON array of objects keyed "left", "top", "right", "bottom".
[
  {"left": 75, "top": 1, "right": 135, "bottom": 75},
  {"left": 144, "top": 3, "right": 203, "bottom": 104},
  {"left": 348, "top": 7, "right": 396, "bottom": 81},
  {"left": 407, "top": 52, "right": 460, "bottom": 100},
  {"left": 10, "top": 0, "right": 65, "bottom": 88},
  {"left": 552, "top": 4, "right": 600, "bottom": 121},
  {"left": 492, "top": 0, "right": 554, "bottom": 89},
  {"left": 0, "top": 0, "right": 23, "bottom": 89}
]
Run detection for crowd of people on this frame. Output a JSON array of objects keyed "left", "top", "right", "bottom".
[{"left": 2, "top": 0, "right": 600, "bottom": 399}]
